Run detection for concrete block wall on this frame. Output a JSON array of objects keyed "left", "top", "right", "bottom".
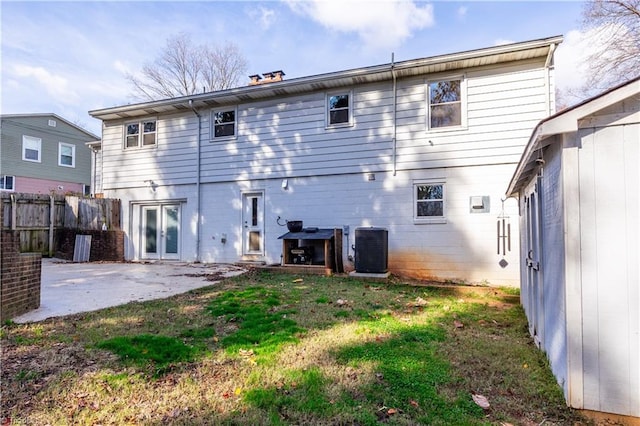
[
  {"left": 55, "top": 229, "right": 125, "bottom": 262},
  {"left": 1, "top": 230, "right": 42, "bottom": 322}
]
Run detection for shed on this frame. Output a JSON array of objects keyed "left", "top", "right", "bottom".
[{"left": 506, "top": 77, "right": 639, "bottom": 417}]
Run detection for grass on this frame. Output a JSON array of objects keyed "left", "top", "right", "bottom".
[{"left": 0, "top": 269, "right": 589, "bottom": 425}]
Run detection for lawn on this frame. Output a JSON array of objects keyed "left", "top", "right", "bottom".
[{"left": 1, "top": 269, "right": 588, "bottom": 425}]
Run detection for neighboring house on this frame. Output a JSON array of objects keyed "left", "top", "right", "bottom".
[
  {"left": 506, "top": 77, "right": 639, "bottom": 417},
  {"left": 89, "top": 36, "right": 562, "bottom": 286},
  {"left": 0, "top": 114, "right": 100, "bottom": 195}
]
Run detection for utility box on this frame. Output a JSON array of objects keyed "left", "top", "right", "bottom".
[{"left": 354, "top": 227, "right": 388, "bottom": 273}]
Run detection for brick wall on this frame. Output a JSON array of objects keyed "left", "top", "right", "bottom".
[
  {"left": 1, "top": 230, "right": 42, "bottom": 322},
  {"left": 55, "top": 229, "right": 125, "bottom": 262}
]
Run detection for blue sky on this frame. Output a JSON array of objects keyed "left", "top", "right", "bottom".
[{"left": 1, "top": 1, "right": 589, "bottom": 135}]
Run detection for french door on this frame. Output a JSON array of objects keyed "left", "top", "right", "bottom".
[{"left": 142, "top": 204, "right": 180, "bottom": 260}]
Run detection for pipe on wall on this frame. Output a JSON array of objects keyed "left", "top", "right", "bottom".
[{"left": 189, "top": 99, "right": 202, "bottom": 262}]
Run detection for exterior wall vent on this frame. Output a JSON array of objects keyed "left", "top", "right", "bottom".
[
  {"left": 48, "top": 119, "right": 57, "bottom": 127},
  {"left": 354, "top": 227, "right": 388, "bottom": 273}
]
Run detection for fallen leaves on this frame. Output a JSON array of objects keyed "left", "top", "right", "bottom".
[
  {"left": 472, "top": 393, "right": 490, "bottom": 410},
  {"left": 454, "top": 320, "right": 464, "bottom": 328}
]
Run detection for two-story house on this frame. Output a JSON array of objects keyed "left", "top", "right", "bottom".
[
  {"left": 0, "top": 113, "right": 100, "bottom": 195},
  {"left": 89, "top": 36, "right": 562, "bottom": 286}
]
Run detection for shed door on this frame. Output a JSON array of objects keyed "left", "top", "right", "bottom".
[{"left": 524, "top": 179, "right": 544, "bottom": 348}]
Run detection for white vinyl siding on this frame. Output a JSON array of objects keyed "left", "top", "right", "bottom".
[
  {"left": 58, "top": 142, "right": 75, "bottom": 167},
  {"left": 22, "top": 135, "right": 42, "bottom": 162},
  {"left": 100, "top": 60, "right": 550, "bottom": 189}
]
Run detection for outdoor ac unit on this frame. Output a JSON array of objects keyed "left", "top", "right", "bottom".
[{"left": 354, "top": 227, "right": 388, "bottom": 273}]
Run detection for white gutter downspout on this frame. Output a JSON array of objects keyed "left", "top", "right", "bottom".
[
  {"left": 391, "top": 53, "right": 397, "bottom": 176},
  {"left": 544, "top": 43, "right": 556, "bottom": 115},
  {"left": 189, "top": 99, "right": 202, "bottom": 262}
]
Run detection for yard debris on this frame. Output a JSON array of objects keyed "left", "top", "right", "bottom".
[
  {"left": 406, "top": 297, "right": 428, "bottom": 307},
  {"left": 335, "top": 299, "right": 351, "bottom": 306},
  {"left": 292, "top": 278, "right": 304, "bottom": 283},
  {"left": 409, "top": 399, "right": 419, "bottom": 408},
  {"left": 454, "top": 320, "right": 464, "bottom": 328},
  {"left": 472, "top": 394, "right": 490, "bottom": 410}
]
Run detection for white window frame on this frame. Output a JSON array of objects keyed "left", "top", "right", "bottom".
[
  {"left": 58, "top": 142, "right": 76, "bottom": 167},
  {"left": 1, "top": 175, "right": 15, "bottom": 191},
  {"left": 22, "top": 135, "right": 42, "bottom": 163},
  {"left": 326, "top": 91, "right": 353, "bottom": 128},
  {"left": 124, "top": 118, "right": 157, "bottom": 149},
  {"left": 426, "top": 76, "right": 467, "bottom": 132},
  {"left": 413, "top": 180, "right": 447, "bottom": 224},
  {"left": 210, "top": 107, "right": 237, "bottom": 141}
]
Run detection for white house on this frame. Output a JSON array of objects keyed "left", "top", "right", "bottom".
[
  {"left": 89, "top": 36, "right": 562, "bottom": 286},
  {"left": 506, "top": 77, "right": 639, "bottom": 417}
]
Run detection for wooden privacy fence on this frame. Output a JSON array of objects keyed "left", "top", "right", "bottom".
[{"left": 0, "top": 192, "right": 121, "bottom": 255}]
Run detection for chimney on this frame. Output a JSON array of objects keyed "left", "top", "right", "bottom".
[{"left": 248, "top": 70, "right": 285, "bottom": 86}]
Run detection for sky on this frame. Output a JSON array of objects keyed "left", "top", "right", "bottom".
[{"left": 1, "top": 0, "right": 592, "bottom": 136}]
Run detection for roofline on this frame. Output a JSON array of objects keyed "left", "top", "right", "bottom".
[
  {"left": 89, "top": 35, "right": 563, "bottom": 120},
  {"left": 506, "top": 75, "right": 640, "bottom": 197},
  {"left": 1, "top": 113, "right": 100, "bottom": 140}
]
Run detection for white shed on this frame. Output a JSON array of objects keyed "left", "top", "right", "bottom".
[{"left": 506, "top": 77, "right": 639, "bottom": 418}]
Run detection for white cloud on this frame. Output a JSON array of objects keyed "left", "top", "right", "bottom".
[
  {"left": 494, "top": 39, "right": 516, "bottom": 46},
  {"left": 286, "top": 0, "right": 435, "bottom": 50},
  {"left": 457, "top": 6, "right": 467, "bottom": 18},
  {"left": 554, "top": 29, "right": 591, "bottom": 97},
  {"left": 258, "top": 6, "right": 276, "bottom": 29},
  {"left": 11, "top": 64, "right": 80, "bottom": 103}
]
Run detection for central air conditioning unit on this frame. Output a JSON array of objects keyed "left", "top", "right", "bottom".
[{"left": 354, "top": 227, "right": 388, "bottom": 273}]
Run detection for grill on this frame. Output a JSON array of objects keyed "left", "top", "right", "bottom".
[{"left": 289, "top": 246, "right": 314, "bottom": 264}]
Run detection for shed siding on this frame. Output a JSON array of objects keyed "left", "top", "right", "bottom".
[
  {"left": 578, "top": 123, "right": 639, "bottom": 416},
  {"left": 100, "top": 61, "right": 549, "bottom": 189}
]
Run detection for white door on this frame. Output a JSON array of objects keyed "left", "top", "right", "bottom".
[
  {"left": 142, "top": 204, "right": 180, "bottom": 260},
  {"left": 524, "top": 179, "right": 544, "bottom": 348},
  {"left": 242, "top": 192, "right": 264, "bottom": 256}
]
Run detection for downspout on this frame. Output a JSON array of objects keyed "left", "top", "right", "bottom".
[
  {"left": 189, "top": 99, "right": 202, "bottom": 262},
  {"left": 544, "top": 43, "right": 556, "bottom": 115},
  {"left": 391, "top": 53, "right": 397, "bottom": 176}
]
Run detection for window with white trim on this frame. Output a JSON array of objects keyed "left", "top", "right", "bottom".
[
  {"left": 58, "top": 142, "right": 75, "bottom": 167},
  {"left": 414, "top": 181, "right": 446, "bottom": 223},
  {"left": 327, "top": 92, "right": 352, "bottom": 126},
  {"left": 83, "top": 184, "right": 91, "bottom": 196},
  {"left": 125, "top": 119, "right": 156, "bottom": 148},
  {"left": 1, "top": 176, "right": 15, "bottom": 191},
  {"left": 22, "top": 135, "right": 42, "bottom": 162},
  {"left": 211, "top": 108, "right": 236, "bottom": 139},
  {"left": 428, "top": 78, "right": 465, "bottom": 129}
]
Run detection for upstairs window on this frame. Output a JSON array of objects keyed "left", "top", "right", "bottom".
[
  {"left": 58, "top": 142, "right": 75, "bottom": 167},
  {"left": 22, "top": 135, "right": 42, "bottom": 162},
  {"left": 212, "top": 108, "right": 236, "bottom": 139},
  {"left": 1, "top": 176, "right": 15, "bottom": 191},
  {"left": 428, "top": 78, "right": 464, "bottom": 129},
  {"left": 327, "top": 92, "right": 352, "bottom": 126},
  {"left": 414, "top": 181, "right": 446, "bottom": 223},
  {"left": 125, "top": 119, "right": 156, "bottom": 148}
]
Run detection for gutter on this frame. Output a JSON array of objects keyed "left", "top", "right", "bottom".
[
  {"left": 391, "top": 53, "right": 397, "bottom": 176},
  {"left": 188, "top": 99, "right": 202, "bottom": 263}
]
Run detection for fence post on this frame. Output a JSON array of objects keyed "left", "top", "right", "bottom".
[
  {"left": 10, "top": 194, "right": 16, "bottom": 230},
  {"left": 49, "top": 195, "right": 55, "bottom": 257}
]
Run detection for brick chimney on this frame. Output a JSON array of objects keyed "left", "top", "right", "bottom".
[{"left": 248, "top": 70, "right": 285, "bottom": 86}]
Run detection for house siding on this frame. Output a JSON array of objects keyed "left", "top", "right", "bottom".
[{"left": 0, "top": 116, "right": 93, "bottom": 189}]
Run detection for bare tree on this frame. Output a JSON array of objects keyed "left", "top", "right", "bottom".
[
  {"left": 127, "top": 33, "right": 248, "bottom": 101},
  {"left": 581, "top": 0, "right": 640, "bottom": 93}
]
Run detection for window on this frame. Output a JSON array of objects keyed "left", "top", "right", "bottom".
[
  {"left": 327, "top": 92, "right": 352, "bottom": 126},
  {"left": 125, "top": 119, "right": 156, "bottom": 148},
  {"left": 211, "top": 108, "right": 236, "bottom": 139},
  {"left": 22, "top": 135, "right": 42, "bottom": 162},
  {"left": 83, "top": 184, "right": 91, "bottom": 196},
  {"left": 414, "top": 182, "right": 446, "bottom": 223},
  {"left": 428, "top": 78, "right": 464, "bottom": 129},
  {"left": 1, "top": 176, "right": 15, "bottom": 191},
  {"left": 58, "top": 142, "right": 75, "bottom": 167}
]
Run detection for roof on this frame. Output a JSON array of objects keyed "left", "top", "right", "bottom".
[
  {"left": 1, "top": 113, "right": 100, "bottom": 141},
  {"left": 506, "top": 75, "right": 640, "bottom": 197},
  {"left": 89, "top": 35, "right": 563, "bottom": 121}
]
